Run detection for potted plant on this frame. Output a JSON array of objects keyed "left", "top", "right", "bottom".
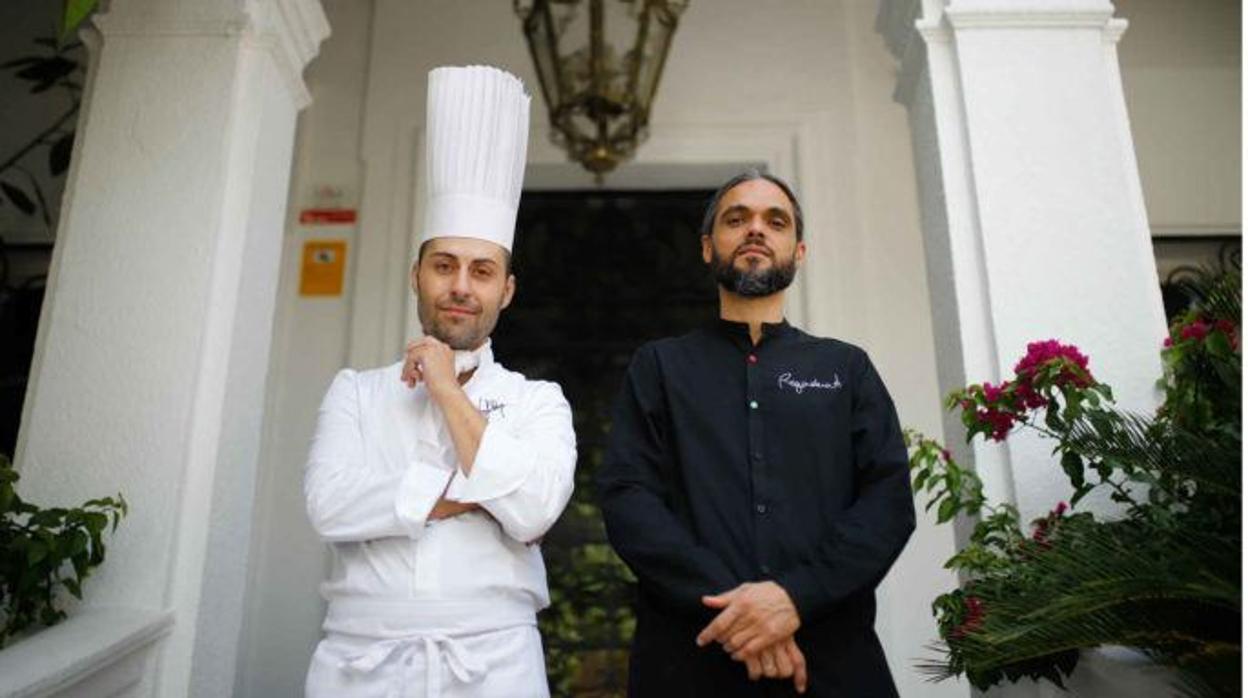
[
  {"left": 0, "top": 453, "right": 126, "bottom": 647},
  {"left": 907, "top": 267, "right": 1240, "bottom": 697}
]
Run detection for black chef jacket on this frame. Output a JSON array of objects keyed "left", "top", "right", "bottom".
[{"left": 597, "top": 319, "right": 916, "bottom": 698}]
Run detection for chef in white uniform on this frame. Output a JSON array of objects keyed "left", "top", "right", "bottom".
[{"left": 303, "top": 65, "right": 575, "bottom": 698}]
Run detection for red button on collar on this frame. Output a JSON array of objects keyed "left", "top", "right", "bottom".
[{"left": 747, "top": 354, "right": 759, "bottom": 364}]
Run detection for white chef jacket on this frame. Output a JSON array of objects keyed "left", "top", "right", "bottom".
[{"left": 304, "top": 341, "right": 576, "bottom": 697}]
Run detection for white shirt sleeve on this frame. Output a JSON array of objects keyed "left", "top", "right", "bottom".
[
  {"left": 443, "top": 381, "right": 577, "bottom": 543},
  {"left": 304, "top": 369, "right": 454, "bottom": 542}
]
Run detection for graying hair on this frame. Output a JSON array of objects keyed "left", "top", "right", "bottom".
[{"left": 699, "top": 168, "right": 804, "bottom": 242}]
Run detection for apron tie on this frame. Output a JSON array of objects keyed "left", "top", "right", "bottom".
[{"left": 340, "top": 634, "right": 487, "bottom": 698}]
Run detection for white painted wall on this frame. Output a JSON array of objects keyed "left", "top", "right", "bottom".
[
  {"left": 235, "top": 1, "right": 370, "bottom": 696},
  {"left": 238, "top": 0, "right": 1238, "bottom": 696}
]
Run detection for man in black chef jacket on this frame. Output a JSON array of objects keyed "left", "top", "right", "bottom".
[{"left": 597, "top": 169, "right": 916, "bottom": 697}]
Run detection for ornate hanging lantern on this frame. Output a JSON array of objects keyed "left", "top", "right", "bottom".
[{"left": 515, "top": 0, "right": 689, "bottom": 177}]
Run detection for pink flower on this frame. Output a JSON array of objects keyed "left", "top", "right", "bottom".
[
  {"left": 951, "top": 596, "right": 986, "bottom": 638},
  {"left": 1053, "top": 501, "right": 1068, "bottom": 517},
  {"left": 1163, "top": 336, "right": 1173, "bottom": 348},
  {"left": 1180, "top": 321, "right": 1210, "bottom": 342},
  {"left": 953, "top": 599, "right": 983, "bottom": 636},
  {"left": 1215, "top": 319, "right": 1240, "bottom": 350},
  {"left": 941, "top": 449, "right": 953, "bottom": 463},
  {"left": 977, "top": 408, "right": 1016, "bottom": 442},
  {"left": 1014, "top": 381, "right": 1048, "bottom": 409},
  {"left": 1014, "top": 340, "right": 1090, "bottom": 375},
  {"left": 1013, "top": 339, "right": 1093, "bottom": 390},
  {"left": 982, "top": 382, "right": 1004, "bottom": 403}
]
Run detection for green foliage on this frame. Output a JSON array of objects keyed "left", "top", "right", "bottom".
[
  {"left": 540, "top": 461, "right": 635, "bottom": 697},
  {"left": 908, "top": 267, "right": 1241, "bottom": 696},
  {"left": 0, "top": 0, "right": 97, "bottom": 226},
  {"left": 0, "top": 453, "right": 126, "bottom": 647},
  {"left": 0, "top": 37, "right": 84, "bottom": 228}
]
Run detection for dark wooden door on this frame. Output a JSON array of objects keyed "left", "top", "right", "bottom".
[{"left": 493, "top": 189, "right": 718, "bottom": 697}]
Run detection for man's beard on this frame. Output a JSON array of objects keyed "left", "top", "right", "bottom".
[
  {"left": 709, "top": 245, "right": 798, "bottom": 298},
  {"left": 416, "top": 295, "right": 497, "bottom": 351}
]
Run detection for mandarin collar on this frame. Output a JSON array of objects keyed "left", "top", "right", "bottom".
[{"left": 713, "top": 317, "right": 793, "bottom": 345}]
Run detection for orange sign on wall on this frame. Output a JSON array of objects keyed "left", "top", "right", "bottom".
[{"left": 299, "top": 240, "right": 347, "bottom": 296}]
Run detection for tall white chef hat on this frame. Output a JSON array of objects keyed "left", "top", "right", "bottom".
[{"left": 421, "top": 65, "right": 531, "bottom": 253}]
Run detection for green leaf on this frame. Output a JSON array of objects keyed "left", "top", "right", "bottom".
[
  {"left": 1, "top": 181, "right": 37, "bottom": 215},
  {"left": 1206, "top": 330, "right": 1233, "bottom": 358},
  {"left": 49, "top": 132, "right": 74, "bottom": 176},
  {"left": 62, "top": 576, "right": 82, "bottom": 599},
  {"left": 82, "top": 511, "right": 108, "bottom": 533},
  {"left": 1061, "top": 386, "right": 1082, "bottom": 423},
  {"left": 66, "top": 530, "right": 88, "bottom": 556},
  {"left": 913, "top": 470, "right": 930, "bottom": 492},
  {"left": 1044, "top": 399, "right": 1064, "bottom": 431},
  {"left": 1061, "top": 451, "right": 1085, "bottom": 489},
  {"left": 947, "top": 468, "right": 963, "bottom": 496},
  {"left": 14, "top": 56, "right": 75, "bottom": 91},
  {"left": 937, "top": 497, "right": 958, "bottom": 524},
  {"left": 26, "top": 540, "right": 47, "bottom": 566},
  {"left": 0, "top": 56, "right": 43, "bottom": 69},
  {"left": 59, "top": 0, "right": 99, "bottom": 45},
  {"left": 1069, "top": 484, "right": 1093, "bottom": 506},
  {"left": 71, "top": 552, "right": 89, "bottom": 579}
]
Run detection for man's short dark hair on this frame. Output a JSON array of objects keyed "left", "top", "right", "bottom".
[
  {"left": 700, "top": 168, "right": 804, "bottom": 242},
  {"left": 416, "top": 239, "right": 513, "bottom": 275}
]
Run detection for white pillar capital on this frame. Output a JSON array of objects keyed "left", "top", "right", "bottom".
[
  {"left": 92, "top": 0, "right": 329, "bottom": 108},
  {"left": 879, "top": 0, "right": 1129, "bottom": 106}
]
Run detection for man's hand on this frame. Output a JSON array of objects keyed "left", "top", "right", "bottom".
[
  {"left": 427, "top": 497, "right": 481, "bottom": 521},
  {"left": 740, "top": 636, "right": 808, "bottom": 694},
  {"left": 697, "top": 581, "right": 801, "bottom": 659},
  {"left": 402, "top": 336, "right": 458, "bottom": 395},
  {"left": 403, "top": 336, "right": 487, "bottom": 477}
]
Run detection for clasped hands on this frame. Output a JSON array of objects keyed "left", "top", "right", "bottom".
[{"left": 697, "top": 581, "right": 808, "bottom": 693}]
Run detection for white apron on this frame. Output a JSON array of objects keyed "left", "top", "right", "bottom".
[{"left": 306, "top": 624, "right": 547, "bottom": 698}]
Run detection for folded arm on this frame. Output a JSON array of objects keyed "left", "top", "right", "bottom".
[
  {"left": 440, "top": 381, "right": 577, "bottom": 544},
  {"left": 304, "top": 369, "right": 455, "bottom": 542}
]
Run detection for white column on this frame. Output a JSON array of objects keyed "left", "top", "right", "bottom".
[
  {"left": 12, "top": 0, "right": 328, "bottom": 696},
  {"left": 877, "top": 0, "right": 1171, "bottom": 695},
  {"left": 878, "top": 0, "right": 1165, "bottom": 519}
]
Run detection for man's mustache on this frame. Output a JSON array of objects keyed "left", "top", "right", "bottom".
[
  {"left": 734, "top": 242, "right": 774, "bottom": 259},
  {"left": 438, "top": 299, "right": 481, "bottom": 314}
]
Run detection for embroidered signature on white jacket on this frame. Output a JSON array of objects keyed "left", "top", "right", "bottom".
[
  {"left": 479, "top": 398, "right": 508, "bottom": 419},
  {"left": 777, "top": 372, "right": 842, "bottom": 394}
]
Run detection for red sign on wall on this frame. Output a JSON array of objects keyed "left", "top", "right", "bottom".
[{"left": 299, "top": 208, "right": 357, "bottom": 225}]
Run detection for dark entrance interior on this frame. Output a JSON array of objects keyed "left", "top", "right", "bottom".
[{"left": 493, "top": 189, "right": 717, "bottom": 697}]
